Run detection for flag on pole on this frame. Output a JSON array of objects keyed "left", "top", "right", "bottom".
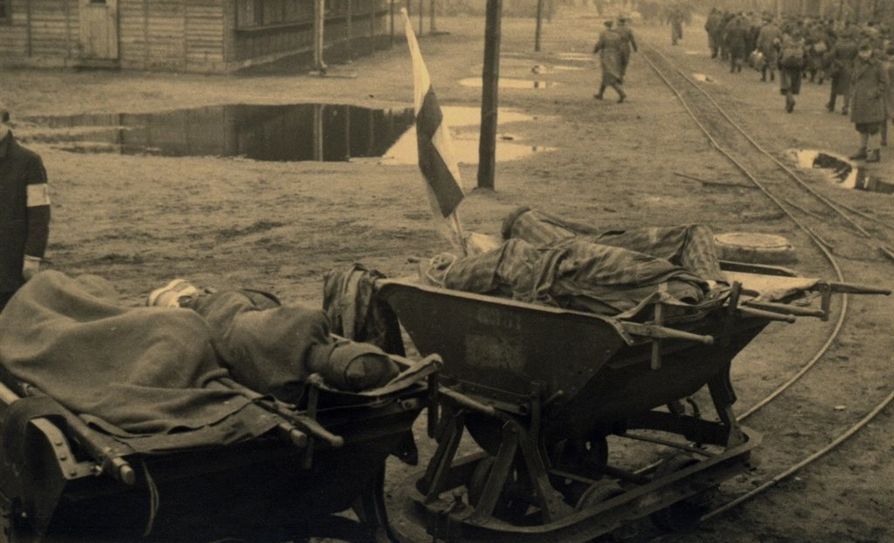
[{"left": 401, "top": 9, "right": 467, "bottom": 253}]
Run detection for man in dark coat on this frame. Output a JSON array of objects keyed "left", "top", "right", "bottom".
[
  {"left": 0, "top": 103, "right": 51, "bottom": 311},
  {"left": 667, "top": 7, "right": 685, "bottom": 46},
  {"left": 849, "top": 43, "right": 888, "bottom": 163},
  {"left": 827, "top": 28, "right": 858, "bottom": 114},
  {"left": 705, "top": 8, "right": 723, "bottom": 58},
  {"left": 616, "top": 16, "right": 638, "bottom": 81},
  {"left": 757, "top": 16, "right": 782, "bottom": 82},
  {"left": 593, "top": 20, "right": 627, "bottom": 103},
  {"left": 725, "top": 14, "right": 749, "bottom": 73},
  {"left": 779, "top": 31, "right": 806, "bottom": 113}
]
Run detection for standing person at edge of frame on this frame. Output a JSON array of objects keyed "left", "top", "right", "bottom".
[
  {"left": 616, "top": 15, "right": 638, "bottom": 83},
  {"left": 779, "top": 30, "right": 806, "bottom": 113},
  {"left": 593, "top": 20, "right": 627, "bottom": 104},
  {"left": 848, "top": 43, "right": 887, "bottom": 163},
  {"left": 0, "top": 102, "right": 51, "bottom": 312}
]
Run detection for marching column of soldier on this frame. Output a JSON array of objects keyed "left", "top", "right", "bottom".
[{"left": 703, "top": 8, "right": 894, "bottom": 164}]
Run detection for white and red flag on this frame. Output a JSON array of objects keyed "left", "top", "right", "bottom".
[{"left": 402, "top": 9, "right": 466, "bottom": 253}]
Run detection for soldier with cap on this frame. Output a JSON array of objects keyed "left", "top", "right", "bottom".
[
  {"left": 0, "top": 102, "right": 51, "bottom": 311},
  {"left": 616, "top": 15, "right": 638, "bottom": 82},
  {"left": 593, "top": 20, "right": 627, "bottom": 103},
  {"left": 848, "top": 42, "right": 887, "bottom": 163}
]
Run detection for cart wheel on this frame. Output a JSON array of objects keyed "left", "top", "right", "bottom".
[
  {"left": 466, "top": 457, "right": 529, "bottom": 523},
  {"left": 0, "top": 505, "right": 32, "bottom": 543},
  {"left": 574, "top": 480, "right": 624, "bottom": 511},
  {"left": 649, "top": 455, "right": 716, "bottom": 533},
  {"left": 549, "top": 437, "right": 610, "bottom": 505}
]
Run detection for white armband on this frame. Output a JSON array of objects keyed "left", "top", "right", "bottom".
[{"left": 27, "top": 183, "right": 51, "bottom": 207}]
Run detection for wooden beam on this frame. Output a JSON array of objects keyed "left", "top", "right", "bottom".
[
  {"left": 477, "top": 0, "right": 502, "bottom": 190},
  {"left": 313, "top": 0, "right": 327, "bottom": 73},
  {"left": 347, "top": 0, "right": 353, "bottom": 60},
  {"left": 535, "top": 0, "right": 544, "bottom": 52},
  {"left": 430, "top": 0, "right": 437, "bottom": 33}
]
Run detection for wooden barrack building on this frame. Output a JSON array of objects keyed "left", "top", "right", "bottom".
[{"left": 0, "top": 0, "right": 392, "bottom": 73}]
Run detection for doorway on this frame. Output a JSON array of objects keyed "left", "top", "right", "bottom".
[{"left": 79, "top": 0, "right": 119, "bottom": 60}]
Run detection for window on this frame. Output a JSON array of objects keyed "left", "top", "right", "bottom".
[
  {"left": 0, "top": 0, "right": 11, "bottom": 24},
  {"left": 235, "top": 0, "right": 314, "bottom": 30}
]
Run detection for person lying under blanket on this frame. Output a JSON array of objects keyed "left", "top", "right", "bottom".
[
  {"left": 0, "top": 271, "right": 402, "bottom": 450},
  {"left": 147, "top": 279, "right": 399, "bottom": 396},
  {"left": 422, "top": 207, "right": 728, "bottom": 317}
]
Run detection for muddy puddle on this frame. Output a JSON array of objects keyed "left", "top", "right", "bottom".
[
  {"left": 791, "top": 149, "right": 894, "bottom": 194},
  {"left": 23, "top": 104, "right": 552, "bottom": 166},
  {"left": 381, "top": 106, "right": 555, "bottom": 165},
  {"left": 530, "top": 64, "right": 585, "bottom": 73},
  {"left": 24, "top": 104, "right": 417, "bottom": 162},
  {"left": 458, "top": 78, "right": 558, "bottom": 89},
  {"left": 555, "top": 52, "right": 593, "bottom": 61}
]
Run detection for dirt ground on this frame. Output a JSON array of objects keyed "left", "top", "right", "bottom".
[{"left": 1, "top": 5, "right": 892, "bottom": 543}]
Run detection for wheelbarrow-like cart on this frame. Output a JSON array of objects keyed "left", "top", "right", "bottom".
[
  {"left": 0, "top": 353, "right": 439, "bottom": 543},
  {"left": 378, "top": 261, "right": 888, "bottom": 542}
]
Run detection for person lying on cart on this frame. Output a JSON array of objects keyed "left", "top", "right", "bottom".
[
  {"left": 146, "top": 279, "right": 399, "bottom": 396},
  {"left": 421, "top": 207, "right": 728, "bottom": 318}
]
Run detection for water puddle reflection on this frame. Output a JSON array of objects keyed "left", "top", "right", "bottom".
[
  {"left": 556, "top": 52, "right": 593, "bottom": 61},
  {"left": 790, "top": 149, "right": 894, "bottom": 194},
  {"left": 22, "top": 104, "right": 552, "bottom": 166},
  {"left": 458, "top": 78, "right": 558, "bottom": 89},
  {"left": 24, "top": 104, "right": 416, "bottom": 162},
  {"left": 381, "top": 107, "right": 554, "bottom": 165}
]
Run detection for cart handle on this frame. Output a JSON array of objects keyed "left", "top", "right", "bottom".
[
  {"left": 620, "top": 322, "right": 714, "bottom": 345},
  {"left": 438, "top": 387, "right": 498, "bottom": 417},
  {"left": 826, "top": 282, "right": 892, "bottom": 296}
]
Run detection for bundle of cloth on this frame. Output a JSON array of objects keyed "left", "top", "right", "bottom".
[
  {"left": 422, "top": 207, "right": 728, "bottom": 318},
  {"left": 0, "top": 271, "right": 400, "bottom": 450}
]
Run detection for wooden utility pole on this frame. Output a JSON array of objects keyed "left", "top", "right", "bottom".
[
  {"left": 347, "top": 0, "right": 353, "bottom": 60},
  {"left": 477, "top": 0, "right": 502, "bottom": 190},
  {"left": 535, "top": 0, "right": 544, "bottom": 52},
  {"left": 430, "top": 0, "right": 437, "bottom": 33},
  {"left": 419, "top": 0, "right": 424, "bottom": 35},
  {"left": 313, "top": 0, "right": 327, "bottom": 74},
  {"left": 390, "top": 0, "right": 396, "bottom": 45}
]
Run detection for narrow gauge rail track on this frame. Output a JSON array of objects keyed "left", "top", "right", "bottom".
[{"left": 638, "top": 43, "right": 894, "bottom": 531}]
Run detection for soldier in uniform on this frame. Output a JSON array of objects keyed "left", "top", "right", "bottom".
[
  {"left": 757, "top": 16, "right": 782, "bottom": 82},
  {"left": 593, "top": 20, "right": 627, "bottom": 103},
  {"left": 616, "top": 15, "right": 638, "bottom": 81},
  {"left": 827, "top": 28, "right": 858, "bottom": 114},
  {"left": 667, "top": 6, "right": 685, "bottom": 46},
  {"left": 849, "top": 43, "right": 887, "bottom": 163},
  {"left": 779, "top": 30, "right": 806, "bottom": 113},
  {"left": 0, "top": 103, "right": 51, "bottom": 311},
  {"left": 725, "top": 13, "right": 749, "bottom": 74},
  {"left": 705, "top": 8, "right": 723, "bottom": 58}
]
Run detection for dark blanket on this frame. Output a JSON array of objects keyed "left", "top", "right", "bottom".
[{"left": 0, "top": 271, "right": 276, "bottom": 452}]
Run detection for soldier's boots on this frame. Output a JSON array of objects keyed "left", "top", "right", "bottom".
[
  {"left": 866, "top": 149, "right": 881, "bottom": 163},
  {"left": 849, "top": 148, "right": 868, "bottom": 160}
]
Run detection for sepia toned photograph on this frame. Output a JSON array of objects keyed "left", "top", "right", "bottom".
[{"left": 0, "top": 0, "right": 891, "bottom": 541}]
